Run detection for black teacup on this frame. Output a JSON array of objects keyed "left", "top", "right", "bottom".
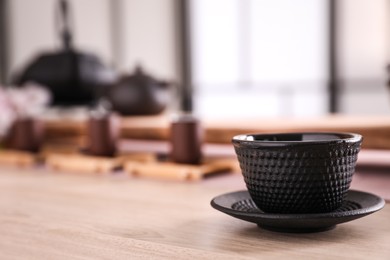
[{"left": 232, "top": 132, "right": 362, "bottom": 213}]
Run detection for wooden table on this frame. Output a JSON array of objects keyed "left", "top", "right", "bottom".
[{"left": 1, "top": 166, "right": 390, "bottom": 259}]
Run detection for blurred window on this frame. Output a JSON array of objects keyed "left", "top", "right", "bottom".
[{"left": 190, "top": 0, "right": 328, "bottom": 118}]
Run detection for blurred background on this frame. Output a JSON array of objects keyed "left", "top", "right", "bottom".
[{"left": 1, "top": 0, "right": 390, "bottom": 120}]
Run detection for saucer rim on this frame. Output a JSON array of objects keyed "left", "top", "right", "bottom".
[{"left": 210, "top": 189, "right": 385, "bottom": 220}]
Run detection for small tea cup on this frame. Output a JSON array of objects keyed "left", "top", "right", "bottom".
[{"left": 232, "top": 132, "right": 362, "bottom": 213}]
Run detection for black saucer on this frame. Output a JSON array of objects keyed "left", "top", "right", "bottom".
[{"left": 211, "top": 190, "right": 385, "bottom": 233}]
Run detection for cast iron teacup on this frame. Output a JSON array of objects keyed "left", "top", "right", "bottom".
[{"left": 232, "top": 132, "right": 362, "bottom": 214}]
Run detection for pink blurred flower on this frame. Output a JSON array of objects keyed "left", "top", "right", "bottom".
[
  {"left": 0, "top": 88, "right": 15, "bottom": 137},
  {"left": 6, "top": 83, "right": 51, "bottom": 118},
  {"left": 0, "top": 83, "right": 51, "bottom": 138}
]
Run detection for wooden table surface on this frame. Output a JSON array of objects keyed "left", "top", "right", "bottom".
[{"left": 1, "top": 165, "right": 390, "bottom": 259}]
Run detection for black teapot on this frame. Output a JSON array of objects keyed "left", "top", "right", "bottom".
[
  {"left": 106, "top": 66, "right": 170, "bottom": 115},
  {"left": 15, "top": 0, "right": 116, "bottom": 106}
]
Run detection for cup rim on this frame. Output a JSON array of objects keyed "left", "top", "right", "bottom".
[{"left": 232, "top": 132, "right": 362, "bottom": 147}]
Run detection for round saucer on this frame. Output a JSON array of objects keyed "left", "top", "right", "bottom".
[{"left": 211, "top": 190, "right": 385, "bottom": 233}]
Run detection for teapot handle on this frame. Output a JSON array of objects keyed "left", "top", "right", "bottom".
[{"left": 55, "top": 0, "right": 74, "bottom": 50}]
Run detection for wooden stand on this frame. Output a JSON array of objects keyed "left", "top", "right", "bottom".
[
  {"left": 46, "top": 152, "right": 155, "bottom": 174},
  {"left": 0, "top": 143, "right": 239, "bottom": 179},
  {"left": 124, "top": 158, "right": 238, "bottom": 181},
  {"left": 0, "top": 150, "right": 38, "bottom": 167},
  {"left": 45, "top": 115, "right": 390, "bottom": 149}
]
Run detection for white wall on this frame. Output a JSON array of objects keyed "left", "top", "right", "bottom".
[
  {"left": 339, "top": 0, "right": 389, "bottom": 80},
  {"left": 116, "top": 0, "right": 178, "bottom": 80},
  {"left": 339, "top": 0, "right": 390, "bottom": 114}
]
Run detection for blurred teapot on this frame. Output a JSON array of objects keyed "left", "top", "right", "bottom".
[
  {"left": 106, "top": 66, "right": 170, "bottom": 115},
  {"left": 15, "top": 0, "right": 116, "bottom": 106}
]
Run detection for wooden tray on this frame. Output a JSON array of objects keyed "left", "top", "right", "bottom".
[
  {"left": 124, "top": 158, "right": 238, "bottom": 181},
  {"left": 46, "top": 152, "right": 155, "bottom": 174},
  {"left": 0, "top": 150, "right": 38, "bottom": 167},
  {"left": 44, "top": 115, "right": 390, "bottom": 149}
]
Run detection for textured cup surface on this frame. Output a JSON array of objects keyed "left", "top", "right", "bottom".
[{"left": 232, "top": 133, "right": 362, "bottom": 213}]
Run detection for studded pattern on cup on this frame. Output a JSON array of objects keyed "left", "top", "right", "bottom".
[{"left": 232, "top": 133, "right": 362, "bottom": 214}]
